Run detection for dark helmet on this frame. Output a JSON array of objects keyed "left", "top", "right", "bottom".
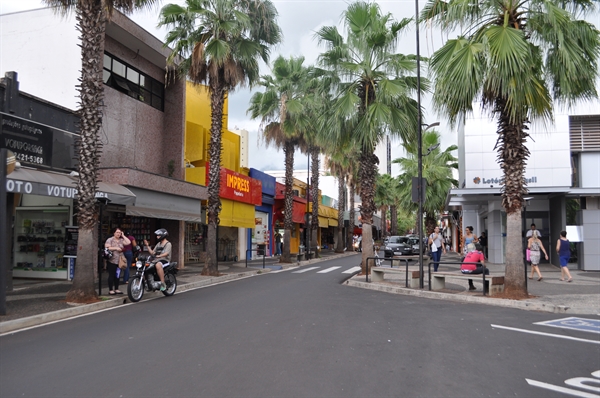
[{"left": 155, "top": 228, "right": 169, "bottom": 241}]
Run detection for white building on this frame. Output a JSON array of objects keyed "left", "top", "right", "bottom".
[{"left": 447, "top": 105, "right": 600, "bottom": 270}]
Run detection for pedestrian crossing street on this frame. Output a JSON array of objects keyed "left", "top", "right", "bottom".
[{"left": 287, "top": 266, "right": 362, "bottom": 275}]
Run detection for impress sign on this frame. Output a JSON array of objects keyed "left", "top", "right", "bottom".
[{"left": 217, "top": 168, "right": 262, "bottom": 205}]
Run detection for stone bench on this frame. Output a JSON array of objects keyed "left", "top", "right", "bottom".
[
  {"left": 371, "top": 267, "right": 420, "bottom": 288},
  {"left": 431, "top": 272, "right": 505, "bottom": 296}
]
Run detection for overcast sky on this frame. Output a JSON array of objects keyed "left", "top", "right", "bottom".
[{"left": 1, "top": 0, "right": 456, "bottom": 175}]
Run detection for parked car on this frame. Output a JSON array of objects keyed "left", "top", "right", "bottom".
[
  {"left": 406, "top": 235, "right": 427, "bottom": 255},
  {"left": 383, "top": 236, "right": 413, "bottom": 258}
]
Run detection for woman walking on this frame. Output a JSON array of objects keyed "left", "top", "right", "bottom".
[
  {"left": 528, "top": 230, "right": 548, "bottom": 281},
  {"left": 464, "top": 226, "right": 478, "bottom": 254},
  {"left": 556, "top": 230, "right": 573, "bottom": 282}
]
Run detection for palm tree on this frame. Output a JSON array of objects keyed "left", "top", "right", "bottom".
[
  {"left": 317, "top": 1, "right": 422, "bottom": 273},
  {"left": 42, "top": 0, "right": 159, "bottom": 302},
  {"left": 422, "top": 0, "right": 599, "bottom": 296},
  {"left": 248, "top": 55, "right": 312, "bottom": 263},
  {"left": 393, "top": 130, "right": 458, "bottom": 235},
  {"left": 160, "top": 0, "right": 282, "bottom": 275}
]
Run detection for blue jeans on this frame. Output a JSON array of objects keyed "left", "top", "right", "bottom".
[
  {"left": 276, "top": 242, "right": 282, "bottom": 255},
  {"left": 123, "top": 251, "right": 133, "bottom": 282},
  {"left": 431, "top": 250, "right": 442, "bottom": 272}
]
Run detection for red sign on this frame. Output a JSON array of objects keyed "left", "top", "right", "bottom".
[{"left": 214, "top": 167, "right": 262, "bottom": 205}]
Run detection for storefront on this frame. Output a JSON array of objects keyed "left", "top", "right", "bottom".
[
  {"left": 273, "top": 182, "right": 307, "bottom": 255},
  {"left": 214, "top": 167, "right": 262, "bottom": 261},
  {"left": 248, "top": 169, "right": 276, "bottom": 259},
  {"left": 8, "top": 168, "right": 136, "bottom": 280}
]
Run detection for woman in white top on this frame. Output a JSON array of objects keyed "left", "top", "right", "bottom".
[{"left": 528, "top": 230, "right": 548, "bottom": 281}]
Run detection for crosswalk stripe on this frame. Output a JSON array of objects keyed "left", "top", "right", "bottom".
[
  {"left": 292, "top": 266, "right": 320, "bottom": 273},
  {"left": 317, "top": 266, "right": 342, "bottom": 273},
  {"left": 342, "top": 266, "right": 361, "bottom": 274}
]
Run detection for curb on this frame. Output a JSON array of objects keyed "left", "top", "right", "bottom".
[
  {"left": 345, "top": 278, "right": 599, "bottom": 315},
  {"left": 0, "top": 297, "right": 124, "bottom": 334},
  {"left": 0, "top": 270, "right": 264, "bottom": 335}
]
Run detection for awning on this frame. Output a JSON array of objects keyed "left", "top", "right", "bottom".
[
  {"left": 318, "top": 216, "right": 328, "bottom": 228},
  {"left": 6, "top": 167, "right": 136, "bottom": 205},
  {"left": 329, "top": 218, "right": 339, "bottom": 227},
  {"left": 125, "top": 186, "right": 203, "bottom": 222}
]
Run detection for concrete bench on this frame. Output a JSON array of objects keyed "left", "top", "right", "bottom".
[
  {"left": 371, "top": 267, "right": 420, "bottom": 288},
  {"left": 431, "top": 272, "right": 505, "bottom": 296}
]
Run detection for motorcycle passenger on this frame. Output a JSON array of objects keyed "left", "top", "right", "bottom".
[{"left": 143, "top": 229, "right": 172, "bottom": 291}]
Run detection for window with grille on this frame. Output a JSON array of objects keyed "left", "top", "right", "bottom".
[
  {"left": 570, "top": 115, "right": 600, "bottom": 152},
  {"left": 103, "top": 52, "right": 164, "bottom": 112}
]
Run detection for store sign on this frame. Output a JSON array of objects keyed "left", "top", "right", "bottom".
[
  {"left": 1, "top": 113, "right": 53, "bottom": 167},
  {"left": 215, "top": 168, "right": 262, "bottom": 205},
  {"left": 6, "top": 178, "right": 114, "bottom": 201}
]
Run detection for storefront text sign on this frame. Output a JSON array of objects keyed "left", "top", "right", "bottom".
[
  {"left": 7, "top": 179, "right": 113, "bottom": 200},
  {"left": 218, "top": 168, "right": 262, "bottom": 205},
  {"left": 1, "top": 113, "right": 53, "bottom": 167}
]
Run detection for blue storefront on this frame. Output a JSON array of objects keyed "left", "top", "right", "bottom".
[{"left": 248, "top": 169, "right": 276, "bottom": 258}]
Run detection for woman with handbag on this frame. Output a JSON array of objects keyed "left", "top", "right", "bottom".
[{"left": 104, "top": 228, "right": 131, "bottom": 295}]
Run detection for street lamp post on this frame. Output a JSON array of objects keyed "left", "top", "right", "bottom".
[{"left": 417, "top": 122, "right": 440, "bottom": 288}]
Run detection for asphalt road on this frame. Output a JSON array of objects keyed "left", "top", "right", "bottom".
[{"left": 1, "top": 256, "right": 599, "bottom": 398}]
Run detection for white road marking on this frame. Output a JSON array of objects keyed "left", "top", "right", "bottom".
[
  {"left": 526, "top": 379, "right": 600, "bottom": 398},
  {"left": 491, "top": 324, "right": 600, "bottom": 345},
  {"left": 317, "top": 266, "right": 342, "bottom": 273},
  {"left": 342, "top": 266, "right": 361, "bottom": 274},
  {"left": 292, "top": 267, "right": 321, "bottom": 273}
]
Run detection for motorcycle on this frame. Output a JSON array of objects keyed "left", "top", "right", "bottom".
[{"left": 127, "top": 252, "right": 178, "bottom": 302}]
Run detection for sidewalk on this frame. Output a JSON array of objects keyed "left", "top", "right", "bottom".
[
  {"left": 347, "top": 251, "right": 600, "bottom": 315},
  {"left": 0, "top": 250, "right": 355, "bottom": 334},
  {"left": 2, "top": 250, "right": 599, "bottom": 334}
]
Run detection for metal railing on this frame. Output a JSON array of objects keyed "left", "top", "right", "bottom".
[
  {"left": 365, "top": 258, "right": 491, "bottom": 296},
  {"left": 245, "top": 249, "right": 267, "bottom": 269},
  {"left": 365, "top": 256, "right": 413, "bottom": 287}
]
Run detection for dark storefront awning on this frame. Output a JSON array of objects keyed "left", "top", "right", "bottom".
[
  {"left": 6, "top": 167, "right": 136, "bottom": 205},
  {"left": 125, "top": 186, "right": 204, "bottom": 222}
]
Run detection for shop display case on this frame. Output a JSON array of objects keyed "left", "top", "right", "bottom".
[
  {"left": 110, "top": 214, "right": 153, "bottom": 242},
  {"left": 13, "top": 206, "right": 70, "bottom": 279}
]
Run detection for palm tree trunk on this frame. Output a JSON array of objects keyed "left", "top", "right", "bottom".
[
  {"left": 359, "top": 150, "right": 377, "bottom": 273},
  {"left": 66, "top": 2, "right": 106, "bottom": 303},
  {"left": 281, "top": 141, "right": 295, "bottom": 263},
  {"left": 390, "top": 205, "right": 397, "bottom": 235},
  {"left": 310, "top": 147, "right": 319, "bottom": 258},
  {"left": 497, "top": 104, "right": 530, "bottom": 296},
  {"left": 335, "top": 175, "right": 345, "bottom": 253},
  {"left": 202, "top": 83, "right": 226, "bottom": 276}
]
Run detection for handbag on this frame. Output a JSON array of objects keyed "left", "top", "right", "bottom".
[
  {"left": 118, "top": 254, "right": 127, "bottom": 269},
  {"left": 526, "top": 249, "right": 531, "bottom": 262}
]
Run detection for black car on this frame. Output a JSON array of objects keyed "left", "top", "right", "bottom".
[{"left": 383, "top": 236, "right": 413, "bottom": 258}]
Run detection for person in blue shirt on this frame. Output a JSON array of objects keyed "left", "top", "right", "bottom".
[{"left": 556, "top": 230, "right": 573, "bottom": 282}]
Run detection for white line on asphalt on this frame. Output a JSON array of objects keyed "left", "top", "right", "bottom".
[
  {"left": 292, "top": 267, "right": 320, "bottom": 273},
  {"left": 526, "top": 379, "right": 600, "bottom": 398},
  {"left": 491, "top": 324, "right": 600, "bottom": 345},
  {"left": 317, "top": 266, "right": 342, "bottom": 273},
  {"left": 342, "top": 266, "right": 361, "bottom": 274}
]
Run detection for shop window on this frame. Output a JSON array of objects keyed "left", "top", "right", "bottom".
[{"left": 103, "top": 52, "right": 164, "bottom": 111}]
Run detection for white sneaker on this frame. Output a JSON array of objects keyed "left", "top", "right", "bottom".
[{"left": 160, "top": 282, "right": 166, "bottom": 291}]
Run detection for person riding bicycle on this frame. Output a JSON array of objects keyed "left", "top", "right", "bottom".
[{"left": 143, "top": 228, "right": 172, "bottom": 291}]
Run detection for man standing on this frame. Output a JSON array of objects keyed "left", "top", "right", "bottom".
[
  {"left": 526, "top": 223, "right": 541, "bottom": 238},
  {"left": 274, "top": 231, "right": 282, "bottom": 256},
  {"left": 428, "top": 226, "right": 447, "bottom": 272},
  {"left": 479, "top": 231, "right": 488, "bottom": 259}
]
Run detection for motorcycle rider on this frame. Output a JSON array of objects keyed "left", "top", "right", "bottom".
[{"left": 143, "top": 228, "right": 172, "bottom": 291}]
